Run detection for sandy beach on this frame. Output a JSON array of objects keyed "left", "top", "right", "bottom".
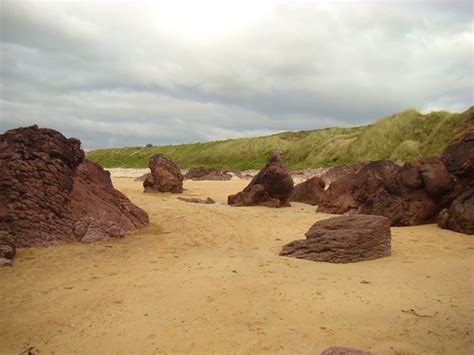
[{"left": 0, "top": 173, "right": 473, "bottom": 354}]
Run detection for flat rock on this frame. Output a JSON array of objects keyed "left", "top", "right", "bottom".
[
  {"left": 143, "top": 154, "right": 183, "bottom": 193},
  {"left": 280, "top": 215, "right": 391, "bottom": 263}
]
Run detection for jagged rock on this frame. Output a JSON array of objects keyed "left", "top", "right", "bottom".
[
  {"left": 177, "top": 196, "right": 215, "bottom": 204},
  {"left": 143, "top": 154, "right": 183, "bottom": 193},
  {"left": 228, "top": 152, "right": 294, "bottom": 207},
  {"left": 317, "top": 160, "right": 399, "bottom": 214},
  {"left": 290, "top": 176, "right": 325, "bottom": 205},
  {"left": 0, "top": 125, "right": 149, "bottom": 247},
  {"left": 280, "top": 215, "right": 391, "bottom": 263},
  {"left": 320, "top": 347, "right": 373, "bottom": 355},
  {"left": 438, "top": 188, "right": 474, "bottom": 235},
  {"left": 184, "top": 167, "right": 235, "bottom": 181}
]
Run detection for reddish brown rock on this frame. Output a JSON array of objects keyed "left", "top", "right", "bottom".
[
  {"left": 290, "top": 176, "right": 325, "bottom": 205},
  {"left": 317, "top": 160, "right": 399, "bottom": 214},
  {"left": 321, "top": 347, "right": 372, "bottom": 355},
  {"left": 280, "top": 215, "right": 391, "bottom": 263},
  {"left": 438, "top": 188, "right": 474, "bottom": 235},
  {"left": 184, "top": 167, "right": 234, "bottom": 181},
  {"left": 143, "top": 154, "right": 183, "bottom": 193},
  {"left": 177, "top": 196, "right": 215, "bottom": 204},
  {"left": 0, "top": 125, "right": 149, "bottom": 247},
  {"left": 320, "top": 162, "right": 365, "bottom": 187},
  {"left": 228, "top": 152, "right": 294, "bottom": 207},
  {"left": 441, "top": 132, "right": 474, "bottom": 177}
]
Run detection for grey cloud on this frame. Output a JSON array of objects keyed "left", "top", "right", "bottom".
[{"left": 0, "top": 0, "right": 472, "bottom": 149}]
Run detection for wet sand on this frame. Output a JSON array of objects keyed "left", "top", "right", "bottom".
[{"left": 0, "top": 176, "right": 473, "bottom": 354}]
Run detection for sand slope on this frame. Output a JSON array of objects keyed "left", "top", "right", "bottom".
[{"left": 0, "top": 177, "right": 473, "bottom": 354}]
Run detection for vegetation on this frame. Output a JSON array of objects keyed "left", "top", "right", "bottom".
[{"left": 87, "top": 107, "right": 474, "bottom": 170}]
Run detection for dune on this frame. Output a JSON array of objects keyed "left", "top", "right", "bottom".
[{"left": 0, "top": 174, "right": 472, "bottom": 354}]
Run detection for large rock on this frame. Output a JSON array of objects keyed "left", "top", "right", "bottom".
[
  {"left": 228, "top": 152, "right": 294, "bottom": 207},
  {"left": 0, "top": 125, "right": 149, "bottom": 247},
  {"left": 317, "top": 160, "right": 399, "bottom": 214},
  {"left": 438, "top": 188, "right": 474, "bottom": 235},
  {"left": 320, "top": 162, "right": 365, "bottom": 187},
  {"left": 290, "top": 176, "right": 325, "bottom": 205},
  {"left": 280, "top": 215, "right": 391, "bottom": 263},
  {"left": 143, "top": 154, "right": 183, "bottom": 193},
  {"left": 441, "top": 132, "right": 474, "bottom": 177}
]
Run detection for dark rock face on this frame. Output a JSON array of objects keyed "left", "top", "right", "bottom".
[
  {"left": 0, "top": 125, "right": 149, "bottom": 247},
  {"left": 320, "top": 162, "right": 365, "bottom": 187},
  {"left": 320, "top": 347, "right": 373, "bottom": 355},
  {"left": 177, "top": 196, "right": 215, "bottom": 204},
  {"left": 280, "top": 215, "right": 391, "bottom": 263},
  {"left": 438, "top": 188, "right": 474, "bottom": 235},
  {"left": 441, "top": 132, "right": 474, "bottom": 177},
  {"left": 317, "top": 160, "right": 399, "bottom": 214},
  {"left": 228, "top": 152, "right": 294, "bottom": 207},
  {"left": 143, "top": 154, "right": 183, "bottom": 193},
  {"left": 0, "top": 231, "right": 16, "bottom": 267},
  {"left": 290, "top": 176, "right": 325, "bottom": 205},
  {"left": 184, "top": 167, "right": 237, "bottom": 181}
]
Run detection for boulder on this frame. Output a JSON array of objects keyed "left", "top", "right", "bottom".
[
  {"left": 184, "top": 167, "right": 232, "bottom": 181},
  {"left": 280, "top": 215, "right": 391, "bottom": 263},
  {"left": 320, "top": 347, "right": 372, "bottom": 355},
  {"left": 228, "top": 152, "right": 294, "bottom": 207},
  {"left": 0, "top": 125, "right": 149, "bottom": 247},
  {"left": 317, "top": 160, "right": 399, "bottom": 214},
  {"left": 143, "top": 154, "right": 183, "bottom": 193},
  {"left": 320, "top": 162, "right": 365, "bottom": 187},
  {"left": 438, "top": 188, "right": 474, "bottom": 235},
  {"left": 290, "top": 176, "right": 325, "bottom": 205}
]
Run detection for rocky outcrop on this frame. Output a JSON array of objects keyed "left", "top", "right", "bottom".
[
  {"left": 184, "top": 167, "right": 240, "bottom": 181},
  {"left": 0, "top": 231, "right": 16, "bottom": 267},
  {"left": 228, "top": 152, "right": 294, "bottom": 207},
  {"left": 320, "top": 347, "right": 372, "bottom": 355},
  {"left": 0, "top": 125, "right": 149, "bottom": 247},
  {"left": 320, "top": 162, "right": 365, "bottom": 187},
  {"left": 438, "top": 188, "right": 474, "bottom": 235},
  {"left": 177, "top": 196, "right": 215, "bottom": 204},
  {"left": 280, "top": 215, "right": 391, "bottom": 263},
  {"left": 290, "top": 176, "right": 325, "bottom": 205},
  {"left": 143, "top": 154, "right": 183, "bottom": 193},
  {"left": 317, "top": 160, "right": 399, "bottom": 214}
]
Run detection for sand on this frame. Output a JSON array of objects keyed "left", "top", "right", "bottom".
[{"left": 0, "top": 175, "right": 473, "bottom": 354}]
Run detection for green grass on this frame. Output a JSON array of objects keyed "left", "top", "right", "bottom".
[{"left": 87, "top": 106, "right": 474, "bottom": 170}]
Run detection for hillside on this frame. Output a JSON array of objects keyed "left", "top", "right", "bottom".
[{"left": 87, "top": 107, "right": 474, "bottom": 170}]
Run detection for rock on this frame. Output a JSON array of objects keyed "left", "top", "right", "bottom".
[
  {"left": 280, "top": 215, "right": 391, "bottom": 263},
  {"left": 290, "top": 176, "right": 325, "bottom": 205},
  {"left": 0, "top": 125, "right": 149, "bottom": 247},
  {"left": 177, "top": 197, "right": 215, "bottom": 204},
  {"left": 320, "top": 162, "right": 365, "bottom": 187},
  {"left": 143, "top": 154, "right": 183, "bottom": 193},
  {"left": 0, "top": 231, "right": 15, "bottom": 267},
  {"left": 320, "top": 346, "right": 372, "bottom": 355},
  {"left": 438, "top": 188, "right": 474, "bottom": 235},
  {"left": 317, "top": 160, "right": 399, "bottom": 214},
  {"left": 228, "top": 152, "right": 294, "bottom": 207},
  {"left": 184, "top": 167, "right": 232, "bottom": 181},
  {"left": 441, "top": 132, "right": 474, "bottom": 177}
]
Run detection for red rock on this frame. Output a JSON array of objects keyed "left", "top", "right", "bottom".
[
  {"left": 280, "top": 214, "right": 391, "bottom": 263},
  {"left": 0, "top": 125, "right": 149, "bottom": 247},
  {"left": 441, "top": 132, "right": 474, "bottom": 176},
  {"left": 321, "top": 346, "right": 372, "bottom": 355},
  {"left": 320, "top": 162, "right": 365, "bottom": 187},
  {"left": 228, "top": 152, "right": 294, "bottom": 207},
  {"left": 290, "top": 176, "right": 325, "bottom": 205},
  {"left": 438, "top": 188, "right": 474, "bottom": 235},
  {"left": 143, "top": 154, "right": 183, "bottom": 193}
]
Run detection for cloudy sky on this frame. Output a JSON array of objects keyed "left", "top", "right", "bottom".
[{"left": 0, "top": 0, "right": 472, "bottom": 150}]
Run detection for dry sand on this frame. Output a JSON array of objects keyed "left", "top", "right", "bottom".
[{"left": 0, "top": 175, "right": 473, "bottom": 354}]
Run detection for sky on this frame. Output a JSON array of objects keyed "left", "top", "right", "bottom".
[{"left": 0, "top": 0, "right": 472, "bottom": 150}]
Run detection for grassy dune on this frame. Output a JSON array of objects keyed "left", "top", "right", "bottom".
[{"left": 87, "top": 107, "right": 474, "bottom": 170}]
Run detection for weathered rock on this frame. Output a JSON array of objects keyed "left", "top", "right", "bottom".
[
  {"left": 438, "top": 188, "right": 474, "bottom": 235},
  {"left": 0, "top": 125, "right": 149, "bottom": 247},
  {"left": 280, "top": 215, "right": 391, "bottom": 263},
  {"left": 290, "top": 176, "right": 325, "bottom": 205},
  {"left": 317, "top": 160, "right": 399, "bottom": 214},
  {"left": 0, "top": 231, "right": 16, "bottom": 267},
  {"left": 320, "top": 347, "right": 372, "bottom": 355},
  {"left": 143, "top": 154, "right": 183, "bottom": 193},
  {"left": 228, "top": 152, "right": 294, "bottom": 207},
  {"left": 441, "top": 132, "right": 474, "bottom": 177},
  {"left": 184, "top": 167, "right": 233, "bottom": 181},
  {"left": 320, "top": 162, "right": 365, "bottom": 187},
  {"left": 177, "top": 196, "right": 215, "bottom": 204}
]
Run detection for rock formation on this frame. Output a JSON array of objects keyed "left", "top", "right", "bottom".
[
  {"left": 320, "top": 162, "right": 365, "bottom": 187},
  {"left": 228, "top": 152, "right": 294, "bottom": 207},
  {"left": 290, "top": 176, "right": 325, "bottom": 205},
  {"left": 438, "top": 188, "right": 474, "bottom": 235},
  {"left": 143, "top": 154, "right": 183, "bottom": 193},
  {"left": 280, "top": 215, "right": 391, "bottom": 263},
  {"left": 0, "top": 125, "right": 149, "bottom": 247}
]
